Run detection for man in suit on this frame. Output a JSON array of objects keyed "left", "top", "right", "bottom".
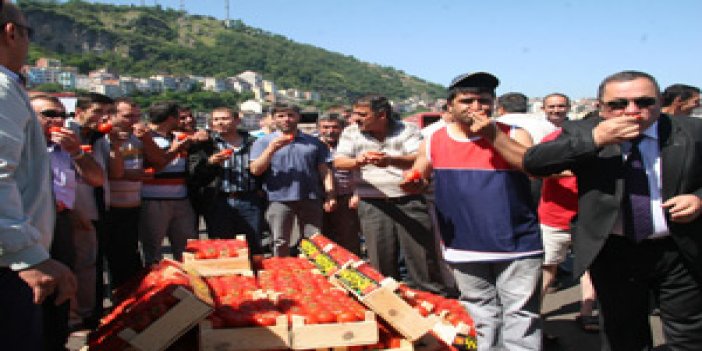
[
  {"left": 0, "top": 3, "right": 77, "bottom": 350},
  {"left": 523, "top": 71, "right": 702, "bottom": 350}
]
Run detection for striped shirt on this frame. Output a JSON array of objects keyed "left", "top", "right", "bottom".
[
  {"left": 142, "top": 132, "right": 188, "bottom": 200},
  {"left": 336, "top": 119, "right": 422, "bottom": 198}
]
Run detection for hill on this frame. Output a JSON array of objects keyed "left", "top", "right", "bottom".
[{"left": 20, "top": 0, "right": 445, "bottom": 103}]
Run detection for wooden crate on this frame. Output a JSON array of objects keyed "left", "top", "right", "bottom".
[
  {"left": 351, "top": 280, "right": 434, "bottom": 342},
  {"left": 117, "top": 286, "right": 213, "bottom": 351},
  {"left": 289, "top": 311, "right": 379, "bottom": 350},
  {"left": 182, "top": 249, "right": 251, "bottom": 276},
  {"left": 199, "top": 315, "right": 290, "bottom": 351},
  {"left": 314, "top": 338, "right": 414, "bottom": 351}
]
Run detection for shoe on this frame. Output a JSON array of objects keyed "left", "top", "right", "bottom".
[{"left": 575, "top": 315, "right": 600, "bottom": 333}]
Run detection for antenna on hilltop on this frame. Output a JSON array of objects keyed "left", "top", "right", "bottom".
[{"left": 225, "top": 0, "right": 230, "bottom": 21}]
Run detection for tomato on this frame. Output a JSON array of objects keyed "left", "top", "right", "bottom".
[
  {"left": 49, "top": 126, "right": 62, "bottom": 133},
  {"left": 315, "top": 310, "right": 336, "bottom": 324},
  {"left": 97, "top": 122, "right": 113, "bottom": 134},
  {"left": 80, "top": 145, "right": 93, "bottom": 153},
  {"left": 336, "top": 312, "right": 359, "bottom": 323},
  {"left": 220, "top": 148, "right": 233, "bottom": 156},
  {"left": 176, "top": 132, "right": 188, "bottom": 141},
  {"left": 404, "top": 169, "right": 422, "bottom": 181}
]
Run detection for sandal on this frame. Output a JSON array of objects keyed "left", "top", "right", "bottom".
[{"left": 575, "top": 315, "right": 600, "bottom": 333}]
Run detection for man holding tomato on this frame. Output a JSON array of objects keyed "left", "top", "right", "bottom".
[
  {"left": 189, "top": 106, "right": 265, "bottom": 254},
  {"left": 334, "top": 94, "right": 447, "bottom": 296},
  {"left": 250, "top": 103, "right": 336, "bottom": 256},
  {"left": 64, "top": 92, "right": 127, "bottom": 328},
  {"left": 30, "top": 94, "right": 104, "bottom": 349}
]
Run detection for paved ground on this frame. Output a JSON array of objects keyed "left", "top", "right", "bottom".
[{"left": 541, "top": 276, "right": 666, "bottom": 350}]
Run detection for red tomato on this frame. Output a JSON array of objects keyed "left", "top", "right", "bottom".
[
  {"left": 404, "top": 169, "right": 422, "bottom": 181},
  {"left": 144, "top": 167, "right": 155, "bottom": 175},
  {"left": 49, "top": 126, "right": 62, "bottom": 133},
  {"left": 336, "top": 312, "right": 360, "bottom": 323},
  {"left": 80, "top": 145, "right": 93, "bottom": 153},
  {"left": 315, "top": 310, "right": 336, "bottom": 324},
  {"left": 97, "top": 122, "right": 113, "bottom": 134},
  {"left": 220, "top": 148, "right": 233, "bottom": 156}
]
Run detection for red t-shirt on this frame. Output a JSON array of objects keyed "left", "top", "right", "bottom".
[{"left": 537, "top": 129, "right": 578, "bottom": 230}]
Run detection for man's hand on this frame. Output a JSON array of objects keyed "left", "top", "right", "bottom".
[
  {"left": 469, "top": 112, "right": 496, "bottom": 140},
  {"left": 348, "top": 194, "right": 360, "bottom": 209},
  {"left": 132, "top": 122, "right": 151, "bottom": 139},
  {"left": 592, "top": 116, "right": 642, "bottom": 147},
  {"left": 399, "top": 174, "right": 427, "bottom": 194},
  {"left": 662, "top": 194, "right": 702, "bottom": 223},
  {"left": 323, "top": 197, "right": 337, "bottom": 213},
  {"left": 50, "top": 128, "right": 81, "bottom": 155},
  {"left": 192, "top": 129, "right": 210, "bottom": 143},
  {"left": 18, "top": 259, "right": 77, "bottom": 305},
  {"left": 208, "top": 149, "right": 232, "bottom": 165},
  {"left": 268, "top": 134, "right": 294, "bottom": 153},
  {"left": 363, "top": 151, "right": 390, "bottom": 167}
]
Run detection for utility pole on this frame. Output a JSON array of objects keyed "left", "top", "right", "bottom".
[{"left": 225, "top": 0, "right": 230, "bottom": 21}]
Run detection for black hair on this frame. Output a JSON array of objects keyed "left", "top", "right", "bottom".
[
  {"left": 497, "top": 92, "right": 528, "bottom": 113},
  {"left": 662, "top": 84, "right": 700, "bottom": 107},
  {"left": 148, "top": 101, "right": 180, "bottom": 124},
  {"left": 76, "top": 92, "right": 113, "bottom": 110},
  {"left": 597, "top": 71, "right": 660, "bottom": 101}
]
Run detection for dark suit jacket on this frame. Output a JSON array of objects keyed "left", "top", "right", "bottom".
[{"left": 524, "top": 114, "right": 702, "bottom": 281}]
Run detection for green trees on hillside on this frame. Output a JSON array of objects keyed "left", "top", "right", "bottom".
[{"left": 19, "top": 0, "right": 445, "bottom": 104}]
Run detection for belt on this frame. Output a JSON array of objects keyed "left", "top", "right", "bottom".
[{"left": 366, "top": 194, "right": 423, "bottom": 204}]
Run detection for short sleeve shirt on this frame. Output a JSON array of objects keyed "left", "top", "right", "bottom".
[
  {"left": 335, "top": 119, "right": 422, "bottom": 198},
  {"left": 250, "top": 131, "right": 332, "bottom": 202}
]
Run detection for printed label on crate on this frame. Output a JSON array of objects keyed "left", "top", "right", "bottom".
[
  {"left": 334, "top": 266, "right": 381, "bottom": 296},
  {"left": 299, "top": 240, "right": 340, "bottom": 275},
  {"left": 452, "top": 333, "right": 478, "bottom": 351}
]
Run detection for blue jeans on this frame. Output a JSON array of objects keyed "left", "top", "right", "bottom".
[
  {"left": 451, "top": 257, "right": 542, "bottom": 351},
  {"left": 204, "top": 192, "right": 265, "bottom": 254}
]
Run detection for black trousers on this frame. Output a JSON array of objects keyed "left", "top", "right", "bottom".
[
  {"left": 43, "top": 210, "right": 74, "bottom": 351},
  {"left": 590, "top": 235, "right": 702, "bottom": 351},
  {"left": 0, "top": 268, "right": 43, "bottom": 351},
  {"left": 105, "top": 206, "right": 144, "bottom": 288}
]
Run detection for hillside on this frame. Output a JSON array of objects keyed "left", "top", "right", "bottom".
[{"left": 20, "top": 0, "right": 445, "bottom": 102}]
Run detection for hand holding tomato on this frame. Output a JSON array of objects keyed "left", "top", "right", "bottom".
[
  {"left": 97, "top": 122, "right": 113, "bottom": 134},
  {"left": 400, "top": 169, "right": 427, "bottom": 194}
]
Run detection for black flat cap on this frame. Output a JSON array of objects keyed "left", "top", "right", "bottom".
[{"left": 448, "top": 72, "right": 499, "bottom": 91}]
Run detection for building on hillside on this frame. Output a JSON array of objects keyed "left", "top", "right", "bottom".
[
  {"left": 304, "top": 91, "right": 321, "bottom": 102},
  {"left": 36, "top": 57, "right": 62, "bottom": 69},
  {"left": 238, "top": 71, "right": 263, "bottom": 89},
  {"left": 204, "top": 77, "right": 227, "bottom": 92},
  {"left": 152, "top": 75, "right": 178, "bottom": 91},
  {"left": 92, "top": 80, "right": 122, "bottom": 98},
  {"left": 57, "top": 72, "right": 76, "bottom": 90},
  {"left": 239, "top": 99, "right": 265, "bottom": 131},
  {"left": 226, "top": 77, "right": 252, "bottom": 93},
  {"left": 262, "top": 80, "right": 277, "bottom": 96}
]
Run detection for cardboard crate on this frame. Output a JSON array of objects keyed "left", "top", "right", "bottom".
[
  {"left": 332, "top": 272, "right": 434, "bottom": 342},
  {"left": 182, "top": 237, "right": 251, "bottom": 276},
  {"left": 199, "top": 315, "right": 290, "bottom": 351},
  {"left": 290, "top": 311, "right": 378, "bottom": 350},
  {"left": 117, "top": 286, "right": 213, "bottom": 351}
]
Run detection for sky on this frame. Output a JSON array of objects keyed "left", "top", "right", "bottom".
[{"left": 83, "top": 0, "right": 702, "bottom": 99}]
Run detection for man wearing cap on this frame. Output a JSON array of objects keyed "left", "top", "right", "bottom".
[
  {"left": 402, "top": 72, "right": 543, "bottom": 350},
  {"left": 335, "top": 94, "right": 449, "bottom": 296}
]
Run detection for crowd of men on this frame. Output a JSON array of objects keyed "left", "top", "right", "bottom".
[{"left": 2, "top": 2, "right": 702, "bottom": 351}]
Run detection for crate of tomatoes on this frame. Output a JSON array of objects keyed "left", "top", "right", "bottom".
[
  {"left": 87, "top": 260, "right": 213, "bottom": 351},
  {"left": 182, "top": 236, "right": 252, "bottom": 276}
]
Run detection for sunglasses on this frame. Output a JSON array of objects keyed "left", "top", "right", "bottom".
[
  {"left": 457, "top": 97, "right": 493, "bottom": 105},
  {"left": 602, "top": 97, "right": 657, "bottom": 111},
  {"left": 40, "top": 109, "right": 67, "bottom": 119}
]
